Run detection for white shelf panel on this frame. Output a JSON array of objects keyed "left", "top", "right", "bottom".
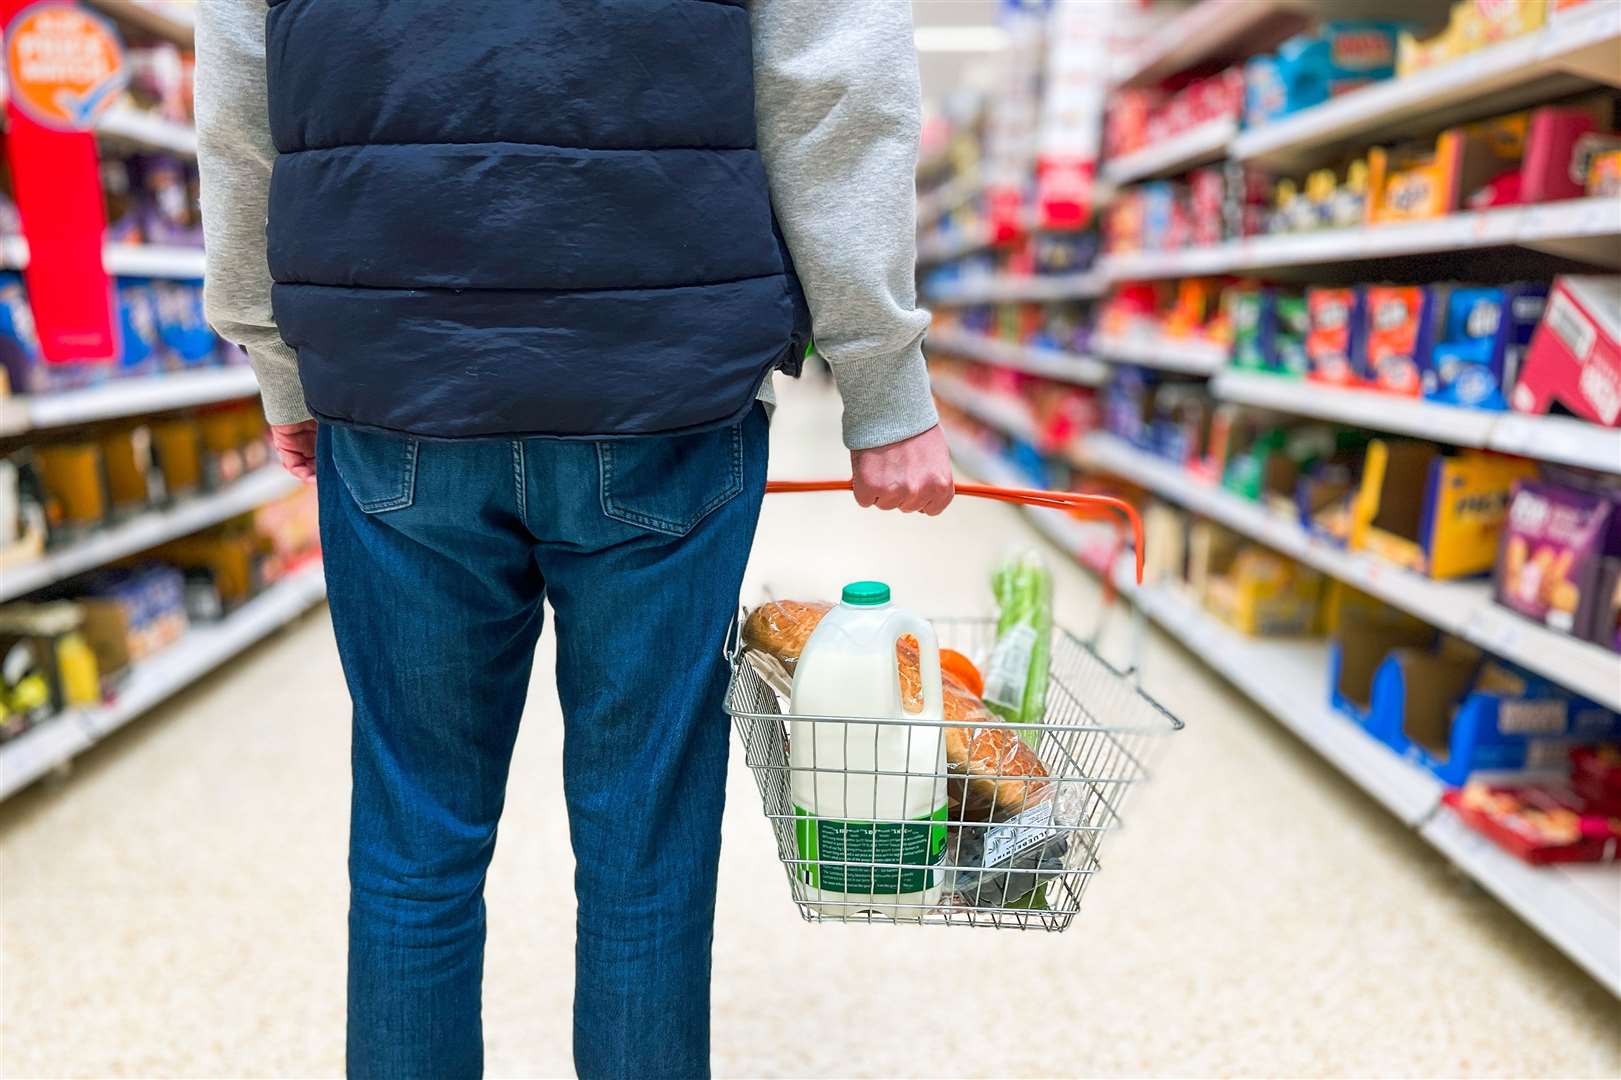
[
  {"left": 1091, "top": 332, "right": 1227, "bottom": 375},
  {"left": 927, "top": 269, "right": 1106, "bottom": 306},
  {"left": 1102, "top": 116, "right": 1237, "bottom": 185},
  {"left": 1232, "top": 5, "right": 1621, "bottom": 170},
  {"left": 1076, "top": 433, "right": 1621, "bottom": 710},
  {"left": 0, "top": 468, "right": 300, "bottom": 602},
  {"left": 1110, "top": 0, "right": 1311, "bottom": 88},
  {"left": 927, "top": 329, "right": 1109, "bottom": 387},
  {"left": 1421, "top": 809, "right": 1620, "bottom": 996},
  {"left": 0, "top": 367, "right": 260, "bottom": 436},
  {"left": 96, "top": 106, "right": 197, "bottom": 156},
  {"left": 1213, "top": 370, "right": 1621, "bottom": 474},
  {"left": 918, "top": 224, "right": 993, "bottom": 265},
  {"left": 1099, "top": 197, "right": 1621, "bottom": 280},
  {"left": 0, "top": 237, "right": 206, "bottom": 279},
  {"left": 931, "top": 374, "right": 1042, "bottom": 444},
  {"left": 0, "top": 562, "right": 326, "bottom": 801}
]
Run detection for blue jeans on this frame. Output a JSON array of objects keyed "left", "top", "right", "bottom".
[{"left": 316, "top": 406, "right": 768, "bottom": 1080}]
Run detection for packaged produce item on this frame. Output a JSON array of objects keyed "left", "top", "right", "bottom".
[
  {"left": 1511, "top": 276, "right": 1621, "bottom": 427},
  {"left": 1352, "top": 439, "right": 1537, "bottom": 579},
  {"left": 1444, "top": 782, "right": 1620, "bottom": 864},
  {"left": 1424, "top": 284, "right": 1547, "bottom": 409},
  {"left": 1244, "top": 22, "right": 1404, "bottom": 128},
  {"left": 984, "top": 550, "right": 1053, "bottom": 748},
  {"left": 1495, "top": 480, "right": 1621, "bottom": 641},
  {"left": 787, "top": 581, "right": 949, "bottom": 918},
  {"left": 742, "top": 599, "right": 834, "bottom": 671}
]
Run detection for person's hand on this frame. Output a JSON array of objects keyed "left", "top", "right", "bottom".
[
  {"left": 850, "top": 424, "right": 955, "bottom": 515},
  {"left": 270, "top": 420, "right": 318, "bottom": 484}
]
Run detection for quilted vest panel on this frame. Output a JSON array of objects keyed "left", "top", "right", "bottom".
[{"left": 264, "top": 0, "right": 808, "bottom": 438}]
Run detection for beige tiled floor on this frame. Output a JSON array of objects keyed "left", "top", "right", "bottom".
[{"left": 3, "top": 378, "right": 1619, "bottom": 1078}]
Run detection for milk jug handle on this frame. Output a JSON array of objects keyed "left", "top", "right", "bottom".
[{"left": 888, "top": 611, "right": 943, "bottom": 719}]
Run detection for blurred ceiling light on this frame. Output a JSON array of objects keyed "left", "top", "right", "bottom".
[{"left": 914, "top": 25, "right": 1008, "bottom": 52}]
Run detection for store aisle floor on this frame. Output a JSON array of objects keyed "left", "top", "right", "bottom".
[{"left": 3, "top": 378, "right": 1619, "bottom": 1079}]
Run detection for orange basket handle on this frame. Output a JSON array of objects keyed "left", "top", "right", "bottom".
[{"left": 764, "top": 479, "right": 1145, "bottom": 585}]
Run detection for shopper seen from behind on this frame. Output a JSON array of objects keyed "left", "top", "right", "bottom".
[{"left": 194, "top": 1, "right": 950, "bottom": 1077}]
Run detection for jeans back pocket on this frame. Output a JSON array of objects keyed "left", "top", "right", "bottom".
[
  {"left": 597, "top": 425, "right": 743, "bottom": 536},
  {"left": 327, "top": 426, "right": 419, "bottom": 514}
]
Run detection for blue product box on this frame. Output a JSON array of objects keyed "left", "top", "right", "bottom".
[
  {"left": 1245, "top": 21, "right": 1406, "bottom": 128},
  {"left": 116, "top": 278, "right": 166, "bottom": 376},
  {"left": 1423, "top": 283, "right": 1548, "bottom": 410},
  {"left": 153, "top": 280, "right": 218, "bottom": 368}
]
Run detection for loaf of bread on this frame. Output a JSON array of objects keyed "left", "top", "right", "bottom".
[
  {"left": 742, "top": 600, "right": 1048, "bottom": 819},
  {"left": 741, "top": 600, "right": 833, "bottom": 670}
]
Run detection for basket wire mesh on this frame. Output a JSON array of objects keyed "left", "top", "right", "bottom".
[{"left": 726, "top": 614, "right": 1182, "bottom": 930}]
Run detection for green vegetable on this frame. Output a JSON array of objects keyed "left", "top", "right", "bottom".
[{"left": 984, "top": 548, "right": 1052, "bottom": 748}]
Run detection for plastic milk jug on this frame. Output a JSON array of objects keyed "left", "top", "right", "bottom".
[{"left": 788, "top": 581, "right": 949, "bottom": 918}]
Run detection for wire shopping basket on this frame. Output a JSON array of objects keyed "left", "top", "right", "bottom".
[{"left": 726, "top": 480, "right": 1183, "bottom": 931}]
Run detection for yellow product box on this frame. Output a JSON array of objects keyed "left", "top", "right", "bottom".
[
  {"left": 1350, "top": 439, "right": 1538, "bottom": 579},
  {"left": 1367, "top": 112, "right": 1527, "bottom": 223},
  {"left": 1398, "top": 0, "right": 1545, "bottom": 77},
  {"left": 1203, "top": 546, "right": 1325, "bottom": 637}
]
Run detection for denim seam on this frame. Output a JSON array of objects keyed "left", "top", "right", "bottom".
[
  {"left": 511, "top": 441, "right": 530, "bottom": 532},
  {"left": 596, "top": 427, "right": 742, "bottom": 536}
]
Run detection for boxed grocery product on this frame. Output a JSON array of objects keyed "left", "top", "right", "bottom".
[
  {"left": 1306, "top": 287, "right": 1369, "bottom": 385},
  {"left": 1244, "top": 22, "right": 1405, "bottom": 128},
  {"left": 1398, "top": 0, "right": 1546, "bottom": 77},
  {"left": 1514, "top": 102, "right": 1613, "bottom": 205},
  {"left": 1495, "top": 480, "right": 1621, "bottom": 642},
  {"left": 1424, "top": 284, "right": 1548, "bottom": 410},
  {"left": 1203, "top": 546, "right": 1325, "bottom": 636},
  {"left": 0, "top": 603, "right": 102, "bottom": 715},
  {"left": 0, "top": 273, "right": 45, "bottom": 395},
  {"left": 1572, "top": 745, "right": 1621, "bottom": 813},
  {"left": 1327, "top": 591, "right": 1437, "bottom": 723},
  {"left": 1185, "top": 519, "right": 1243, "bottom": 604},
  {"left": 153, "top": 281, "right": 216, "bottom": 368},
  {"left": 1364, "top": 646, "right": 1620, "bottom": 783},
  {"left": 1351, "top": 439, "right": 1538, "bottom": 579},
  {"left": 1367, "top": 114, "right": 1527, "bottom": 223},
  {"left": 1445, "top": 781, "right": 1621, "bottom": 864},
  {"left": 1361, "top": 285, "right": 1444, "bottom": 396},
  {"left": 1510, "top": 276, "right": 1621, "bottom": 427},
  {"left": 1589, "top": 147, "right": 1621, "bottom": 196},
  {"left": 76, "top": 566, "right": 189, "bottom": 661},
  {"left": 1146, "top": 382, "right": 1211, "bottom": 468},
  {"left": 155, "top": 529, "right": 267, "bottom": 616}
]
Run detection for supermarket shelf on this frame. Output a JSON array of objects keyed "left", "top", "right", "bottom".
[
  {"left": 917, "top": 170, "right": 982, "bottom": 230},
  {"left": 926, "top": 269, "right": 1107, "bottom": 306},
  {"left": 84, "top": 0, "right": 194, "bottom": 46},
  {"left": 1075, "top": 432, "right": 1621, "bottom": 711},
  {"left": 0, "top": 562, "right": 327, "bottom": 802},
  {"left": 918, "top": 224, "right": 993, "bottom": 265},
  {"left": 0, "top": 237, "right": 206, "bottom": 279},
  {"left": 1213, "top": 369, "right": 1621, "bottom": 475},
  {"left": 926, "top": 328, "right": 1109, "bottom": 387},
  {"left": 1091, "top": 332, "right": 1227, "bottom": 375},
  {"left": 1421, "top": 809, "right": 1620, "bottom": 996},
  {"left": 951, "top": 415, "right": 1621, "bottom": 995},
  {"left": 0, "top": 367, "right": 260, "bottom": 437},
  {"left": 1102, "top": 116, "right": 1237, "bottom": 185},
  {"left": 0, "top": 468, "right": 300, "bottom": 602},
  {"left": 1099, "top": 196, "right": 1621, "bottom": 279},
  {"left": 96, "top": 106, "right": 197, "bottom": 156},
  {"left": 931, "top": 374, "right": 1041, "bottom": 444},
  {"left": 1232, "top": 4, "right": 1621, "bottom": 171},
  {"left": 1109, "top": 0, "right": 1311, "bottom": 88}
]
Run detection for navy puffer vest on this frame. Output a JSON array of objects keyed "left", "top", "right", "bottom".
[{"left": 264, "top": 0, "right": 809, "bottom": 439}]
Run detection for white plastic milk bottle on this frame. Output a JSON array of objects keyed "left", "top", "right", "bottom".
[{"left": 788, "top": 581, "right": 949, "bottom": 918}]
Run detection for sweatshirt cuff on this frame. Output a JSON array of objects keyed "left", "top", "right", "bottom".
[
  {"left": 828, "top": 338, "right": 940, "bottom": 450},
  {"left": 247, "top": 341, "right": 313, "bottom": 426}
]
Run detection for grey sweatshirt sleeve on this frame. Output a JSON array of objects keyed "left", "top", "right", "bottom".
[
  {"left": 751, "top": 0, "right": 937, "bottom": 450},
  {"left": 194, "top": 2, "right": 311, "bottom": 426}
]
